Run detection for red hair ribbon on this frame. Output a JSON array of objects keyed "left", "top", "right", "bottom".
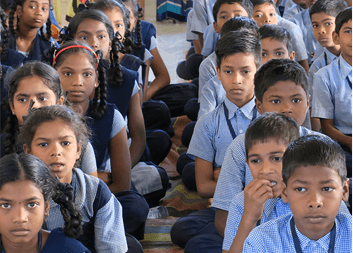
[{"left": 52, "top": 45, "right": 99, "bottom": 68}]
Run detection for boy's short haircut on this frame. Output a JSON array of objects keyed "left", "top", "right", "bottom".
[
  {"left": 220, "top": 16, "right": 259, "bottom": 37},
  {"left": 309, "top": 0, "right": 347, "bottom": 19},
  {"left": 282, "top": 135, "right": 347, "bottom": 185},
  {"left": 250, "top": 0, "right": 276, "bottom": 8},
  {"left": 259, "top": 24, "right": 293, "bottom": 53},
  {"left": 212, "top": 0, "right": 254, "bottom": 21},
  {"left": 335, "top": 7, "right": 352, "bottom": 34},
  {"left": 254, "top": 59, "right": 308, "bottom": 102},
  {"left": 245, "top": 112, "right": 300, "bottom": 158},
  {"left": 215, "top": 30, "right": 262, "bottom": 69}
]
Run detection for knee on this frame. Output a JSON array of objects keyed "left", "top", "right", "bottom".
[
  {"left": 176, "top": 153, "right": 195, "bottom": 175},
  {"left": 181, "top": 121, "right": 196, "bottom": 147},
  {"left": 182, "top": 162, "right": 197, "bottom": 191}
]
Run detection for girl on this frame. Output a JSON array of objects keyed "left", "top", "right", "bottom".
[
  {"left": 1, "top": 61, "right": 98, "bottom": 177},
  {"left": 4, "top": 0, "right": 57, "bottom": 68},
  {"left": 18, "top": 105, "right": 129, "bottom": 253},
  {"left": 0, "top": 153, "right": 90, "bottom": 253}
]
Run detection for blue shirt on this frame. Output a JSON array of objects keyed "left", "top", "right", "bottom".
[
  {"left": 191, "top": 0, "right": 217, "bottom": 34},
  {"left": 288, "top": 9, "right": 323, "bottom": 64},
  {"left": 212, "top": 127, "right": 325, "bottom": 211},
  {"left": 198, "top": 52, "right": 217, "bottom": 98},
  {"left": 198, "top": 75, "right": 226, "bottom": 119},
  {"left": 188, "top": 97, "right": 258, "bottom": 168},
  {"left": 276, "top": 0, "right": 296, "bottom": 16},
  {"left": 186, "top": 10, "right": 199, "bottom": 41},
  {"left": 201, "top": 25, "right": 220, "bottom": 57},
  {"left": 283, "top": 4, "right": 303, "bottom": 19},
  {"left": 311, "top": 54, "right": 352, "bottom": 135},
  {"left": 45, "top": 168, "right": 128, "bottom": 253},
  {"left": 243, "top": 212, "right": 352, "bottom": 253}
]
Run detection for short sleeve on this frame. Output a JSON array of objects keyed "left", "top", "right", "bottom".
[
  {"left": 144, "top": 48, "right": 153, "bottom": 63},
  {"left": 150, "top": 36, "right": 158, "bottom": 51},
  {"left": 110, "top": 109, "right": 127, "bottom": 139},
  {"left": 198, "top": 53, "right": 218, "bottom": 98},
  {"left": 79, "top": 141, "right": 98, "bottom": 175}
]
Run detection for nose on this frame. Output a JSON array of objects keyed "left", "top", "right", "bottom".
[
  {"left": 233, "top": 72, "right": 242, "bottom": 84},
  {"left": 72, "top": 74, "right": 83, "bottom": 86},
  {"left": 259, "top": 159, "right": 275, "bottom": 176},
  {"left": 90, "top": 36, "right": 99, "bottom": 51},
  {"left": 280, "top": 101, "right": 293, "bottom": 115},
  {"left": 13, "top": 206, "right": 28, "bottom": 223},
  {"left": 35, "top": 7, "right": 43, "bottom": 16},
  {"left": 263, "top": 14, "right": 271, "bottom": 24},
  {"left": 318, "top": 25, "right": 326, "bottom": 34},
  {"left": 307, "top": 191, "right": 323, "bottom": 209},
  {"left": 50, "top": 142, "right": 62, "bottom": 157}
]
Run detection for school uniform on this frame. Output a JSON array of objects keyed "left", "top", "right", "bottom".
[
  {"left": 201, "top": 25, "right": 220, "bottom": 57},
  {"left": 191, "top": 0, "right": 217, "bottom": 35},
  {"left": 288, "top": 9, "right": 324, "bottom": 64},
  {"left": 198, "top": 52, "right": 217, "bottom": 98},
  {"left": 186, "top": 10, "right": 199, "bottom": 42},
  {"left": 243, "top": 212, "right": 352, "bottom": 252},
  {"left": 45, "top": 168, "right": 128, "bottom": 253},
  {"left": 276, "top": 0, "right": 296, "bottom": 17},
  {"left": 283, "top": 4, "right": 304, "bottom": 19},
  {"left": 198, "top": 75, "right": 226, "bottom": 119}
]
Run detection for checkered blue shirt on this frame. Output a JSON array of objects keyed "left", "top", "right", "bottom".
[
  {"left": 312, "top": 54, "right": 352, "bottom": 135},
  {"left": 191, "top": 0, "right": 217, "bottom": 34},
  {"left": 188, "top": 97, "right": 258, "bottom": 168},
  {"left": 212, "top": 127, "right": 326, "bottom": 211},
  {"left": 201, "top": 25, "right": 220, "bottom": 57},
  {"left": 243, "top": 212, "right": 352, "bottom": 253},
  {"left": 198, "top": 52, "right": 217, "bottom": 98}
]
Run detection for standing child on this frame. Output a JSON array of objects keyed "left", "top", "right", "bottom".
[
  {"left": 243, "top": 135, "right": 351, "bottom": 252},
  {"left": 0, "top": 153, "right": 90, "bottom": 253},
  {"left": 311, "top": 7, "right": 352, "bottom": 177},
  {"left": 19, "top": 105, "right": 131, "bottom": 253}
]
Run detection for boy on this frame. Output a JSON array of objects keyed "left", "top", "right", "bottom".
[
  {"left": 243, "top": 135, "right": 350, "bottom": 252},
  {"left": 283, "top": 0, "right": 307, "bottom": 19},
  {"left": 212, "top": 59, "right": 318, "bottom": 239},
  {"left": 223, "top": 112, "right": 300, "bottom": 252},
  {"left": 308, "top": 0, "right": 348, "bottom": 132},
  {"left": 251, "top": 0, "right": 310, "bottom": 73},
  {"left": 311, "top": 7, "right": 352, "bottom": 177},
  {"left": 171, "top": 30, "right": 261, "bottom": 252}
]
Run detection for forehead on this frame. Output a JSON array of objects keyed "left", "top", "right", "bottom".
[
  {"left": 340, "top": 19, "right": 352, "bottom": 31},
  {"left": 218, "top": 2, "right": 247, "bottom": 14},
  {"left": 0, "top": 180, "right": 44, "bottom": 201},
  {"left": 261, "top": 38, "right": 288, "bottom": 50},
  {"left": 33, "top": 118, "right": 77, "bottom": 138},
  {"left": 57, "top": 51, "right": 95, "bottom": 69},
  {"left": 104, "top": 7, "right": 124, "bottom": 20},
  {"left": 248, "top": 137, "right": 289, "bottom": 154},
  {"left": 221, "top": 52, "right": 257, "bottom": 67},
  {"left": 254, "top": 2, "right": 276, "bottom": 12},
  {"left": 25, "top": 0, "right": 50, "bottom": 5},
  {"left": 16, "top": 76, "right": 52, "bottom": 93},
  {"left": 76, "top": 18, "right": 109, "bottom": 33},
  {"left": 288, "top": 165, "right": 342, "bottom": 184},
  {"left": 264, "top": 80, "right": 306, "bottom": 96},
  {"left": 311, "top": 12, "right": 335, "bottom": 22}
]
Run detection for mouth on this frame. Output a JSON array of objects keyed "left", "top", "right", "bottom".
[
  {"left": 11, "top": 228, "right": 30, "bottom": 236},
  {"left": 270, "top": 180, "right": 277, "bottom": 186},
  {"left": 305, "top": 216, "right": 326, "bottom": 223},
  {"left": 34, "top": 19, "right": 43, "bottom": 23},
  {"left": 49, "top": 163, "right": 65, "bottom": 171}
]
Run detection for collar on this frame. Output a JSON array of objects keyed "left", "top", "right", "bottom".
[
  {"left": 223, "top": 96, "right": 256, "bottom": 120},
  {"left": 339, "top": 54, "right": 352, "bottom": 80},
  {"left": 323, "top": 47, "right": 338, "bottom": 65}
]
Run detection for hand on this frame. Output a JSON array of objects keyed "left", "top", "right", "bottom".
[
  {"left": 213, "top": 167, "right": 221, "bottom": 182},
  {"left": 98, "top": 172, "right": 112, "bottom": 184},
  {"left": 243, "top": 179, "right": 274, "bottom": 223}
]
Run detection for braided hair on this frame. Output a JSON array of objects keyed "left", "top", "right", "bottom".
[
  {"left": 4, "top": 62, "right": 63, "bottom": 155},
  {"left": 52, "top": 41, "right": 108, "bottom": 119},
  {"left": 0, "top": 7, "right": 10, "bottom": 60},
  {"left": 121, "top": 0, "right": 143, "bottom": 48},
  {"left": 8, "top": 0, "right": 52, "bottom": 41},
  {"left": 63, "top": 9, "right": 123, "bottom": 86},
  {"left": 0, "top": 153, "right": 83, "bottom": 238}
]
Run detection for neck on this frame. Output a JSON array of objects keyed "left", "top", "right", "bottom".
[
  {"left": 342, "top": 53, "right": 352, "bottom": 66},
  {"left": 1, "top": 234, "right": 39, "bottom": 253},
  {"left": 294, "top": 217, "right": 335, "bottom": 241},
  {"left": 70, "top": 101, "right": 89, "bottom": 117},
  {"left": 227, "top": 94, "right": 254, "bottom": 109},
  {"left": 326, "top": 45, "right": 341, "bottom": 57},
  {"left": 17, "top": 21, "right": 38, "bottom": 41}
]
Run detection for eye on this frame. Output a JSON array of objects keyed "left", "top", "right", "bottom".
[
  {"left": 295, "top": 187, "right": 306, "bottom": 192},
  {"left": 312, "top": 24, "right": 318, "bottom": 28},
  {"left": 242, "top": 70, "right": 250, "bottom": 74},
  {"left": 220, "top": 15, "right": 228, "bottom": 19},
  {"left": 250, "top": 158, "right": 260, "bottom": 164},
  {"left": 272, "top": 156, "right": 282, "bottom": 162},
  {"left": 0, "top": 203, "right": 11, "bottom": 209},
  {"left": 28, "top": 202, "right": 39, "bottom": 208},
  {"left": 42, "top": 7, "right": 48, "bottom": 11},
  {"left": 270, "top": 13, "right": 275, "bottom": 16},
  {"left": 80, "top": 36, "right": 88, "bottom": 40},
  {"left": 292, "top": 98, "right": 301, "bottom": 103},
  {"left": 30, "top": 5, "right": 36, "bottom": 9},
  {"left": 276, "top": 52, "right": 284, "bottom": 56},
  {"left": 98, "top": 35, "right": 105, "bottom": 39},
  {"left": 39, "top": 97, "right": 48, "bottom": 102},
  {"left": 18, "top": 98, "right": 28, "bottom": 103},
  {"left": 322, "top": 187, "right": 333, "bottom": 192},
  {"left": 62, "top": 141, "right": 70, "bottom": 146},
  {"left": 262, "top": 52, "right": 267, "bottom": 57},
  {"left": 39, "top": 142, "right": 48, "bottom": 147},
  {"left": 224, "top": 70, "right": 232, "bottom": 74},
  {"left": 271, "top": 99, "right": 280, "bottom": 104},
  {"left": 83, "top": 72, "right": 92, "bottom": 77},
  {"left": 345, "top": 30, "right": 352, "bottom": 34},
  {"left": 325, "top": 22, "right": 332, "bottom": 26},
  {"left": 254, "top": 14, "right": 262, "bottom": 18},
  {"left": 64, "top": 72, "right": 72, "bottom": 77},
  {"left": 116, "top": 24, "right": 123, "bottom": 28}
]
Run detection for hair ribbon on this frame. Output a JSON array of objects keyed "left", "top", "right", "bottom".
[{"left": 52, "top": 45, "right": 99, "bottom": 68}]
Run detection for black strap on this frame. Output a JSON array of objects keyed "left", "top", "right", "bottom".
[
  {"left": 290, "top": 217, "right": 336, "bottom": 253},
  {"left": 346, "top": 76, "right": 352, "bottom": 89},
  {"left": 324, "top": 52, "right": 328, "bottom": 66},
  {"left": 223, "top": 103, "right": 257, "bottom": 139}
]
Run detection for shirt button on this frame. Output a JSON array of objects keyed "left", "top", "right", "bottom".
[{"left": 239, "top": 129, "right": 243, "bottom": 133}]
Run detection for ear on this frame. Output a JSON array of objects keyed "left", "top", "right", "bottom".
[
  {"left": 213, "top": 21, "right": 220, "bottom": 34},
  {"left": 57, "top": 96, "right": 64, "bottom": 105},
  {"left": 216, "top": 66, "right": 221, "bottom": 81},
  {"left": 9, "top": 100, "right": 15, "bottom": 114},
  {"left": 76, "top": 143, "right": 82, "bottom": 160},
  {"left": 289, "top": 51, "right": 295, "bottom": 61},
  {"left": 342, "top": 178, "right": 350, "bottom": 202},
  {"left": 332, "top": 31, "right": 340, "bottom": 45},
  {"left": 281, "top": 180, "right": 289, "bottom": 203},
  {"left": 94, "top": 71, "right": 99, "bottom": 88},
  {"left": 44, "top": 201, "right": 50, "bottom": 216},
  {"left": 23, "top": 144, "right": 31, "bottom": 154},
  {"left": 306, "top": 94, "right": 311, "bottom": 108},
  {"left": 255, "top": 97, "right": 263, "bottom": 114},
  {"left": 16, "top": 5, "right": 22, "bottom": 16}
]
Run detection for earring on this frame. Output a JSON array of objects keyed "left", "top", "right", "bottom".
[
  {"left": 44, "top": 214, "right": 49, "bottom": 220},
  {"left": 12, "top": 111, "right": 15, "bottom": 115}
]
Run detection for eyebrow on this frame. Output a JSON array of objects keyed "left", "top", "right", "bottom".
[
  {"left": 29, "top": 0, "right": 49, "bottom": 5},
  {"left": 60, "top": 67, "right": 94, "bottom": 71},
  {"left": 292, "top": 179, "right": 308, "bottom": 184},
  {"left": 248, "top": 151, "right": 284, "bottom": 158},
  {"left": 15, "top": 92, "right": 49, "bottom": 97},
  {"left": 319, "top": 179, "right": 338, "bottom": 184},
  {"left": 34, "top": 135, "right": 75, "bottom": 142},
  {"left": 0, "top": 197, "right": 41, "bottom": 202},
  {"left": 76, "top": 30, "right": 108, "bottom": 35}
]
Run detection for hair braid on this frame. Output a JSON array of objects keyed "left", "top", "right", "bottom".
[
  {"left": 44, "top": 14, "right": 52, "bottom": 41},
  {"left": 3, "top": 112, "right": 19, "bottom": 155},
  {"left": 109, "top": 32, "right": 123, "bottom": 86},
  {"left": 0, "top": 8, "right": 10, "bottom": 60},
  {"left": 8, "top": 3, "right": 16, "bottom": 37}
]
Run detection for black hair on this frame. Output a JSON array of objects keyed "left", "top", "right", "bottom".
[
  {"left": 52, "top": 41, "right": 108, "bottom": 119},
  {"left": 63, "top": 9, "right": 124, "bottom": 86},
  {"left": 250, "top": 0, "right": 276, "bottom": 8},
  {"left": 0, "top": 153, "right": 83, "bottom": 238},
  {"left": 310, "top": 0, "right": 347, "bottom": 19},
  {"left": 282, "top": 135, "right": 347, "bottom": 185},
  {"left": 0, "top": 7, "right": 10, "bottom": 61},
  {"left": 254, "top": 59, "right": 308, "bottom": 102},
  {"left": 258, "top": 24, "right": 292, "bottom": 53},
  {"left": 220, "top": 16, "right": 259, "bottom": 37},
  {"left": 121, "top": 0, "right": 144, "bottom": 47},
  {"left": 335, "top": 7, "right": 352, "bottom": 34},
  {"left": 1, "top": 0, "right": 12, "bottom": 11},
  {"left": 3, "top": 62, "right": 63, "bottom": 155},
  {"left": 245, "top": 112, "right": 299, "bottom": 158},
  {"left": 91, "top": 0, "right": 134, "bottom": 54},
  {"left": 9, "top": 0, "right": 52, "bottom": 41},
  {"left": 215, "top": 30, "right": 262, "bottom": 69},
  {"left": 213, "top": 0, "right": 253, "bottom": 21}
]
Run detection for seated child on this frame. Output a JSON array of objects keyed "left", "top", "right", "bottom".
[
  {"left": 243, "top": 135, "right": 351, "bottom": 252},
  {"left": 212, "top": 59, "right": 320, "bottom": 239},
  {"left": 274, "top": 0, "right": 296, "bottom": 16},
  {"left": 0, "top": 153, "right": 90, "bottom": 253},
  {"left": 171, "top": 30, "right": 261, "bottom": 251},
  {"left": 308, "top": 0, "right": 347, "bottom": 132},
  {"left": 311, "top": 7, "right": 352, "bottom": 177},
  {"left": 251, "top": 0, "right": 310, "bottom": 73}
]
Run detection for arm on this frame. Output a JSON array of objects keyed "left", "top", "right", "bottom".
[
  {"left": 298, "top": 59, "right": 309, "bottom": 74},
  {"left": 195, "top": 157, "right": 219, "bottom": 198},
  {"left": 215, "top": 208, "right": 228, "bottom": 237},
  {"left": 109, "top": 126, "right": 131, "bottom": 193},
  {"left": 198, "top": 33, "right": 204, "bottom": 52},
  {"left": 127, "top": 92, "right": 146, "bottom": 167},
  {"left": 146, "top": 47, "right": 170, "bottom": 100},
  {"left": 143, "top": 58, "right": 151, "bottom": 104},
  {"left": 193, "top": 39, "right": 202, "bottom": 54},
  {"left": 321, "top": 119, "right": 352, "bottom": 151}
]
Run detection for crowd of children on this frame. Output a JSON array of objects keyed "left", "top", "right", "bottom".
[{"left": 0, "top": 0, "right": 352, "bottom": 252}]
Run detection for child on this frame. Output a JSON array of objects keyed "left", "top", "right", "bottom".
[
  {"left": 283, "top": 0, "right": 306, "bottom": 19},
  {"left": 308, "top": 0, "right": 347, "bottom": 132},
  {"left": 251, "top": 0, "right": 310, "bottom": 73},
  {"left": 243, "top": 135, "right": 351, "bottom": 252},
  {"left": 258, "top": 24, "right": 295, "bottom": 65},
  {"left": 223, "top": 112, "right": 300, "bottom": 252},
  {"left": 18, "top": 105, "right": 130, "bottom": 253},
  {"left": 3, "top": 0, "right": 57, "bottom": 68},
  {"left": 171, "top": 30, "right": 261, "bottom": 251},
  {"left": 211, "top": 59, "right": 315, "bottom": 240},
  {"left": 0, "top": 153, "right": 90, "bottom": 252},
  {"left": 1, "top": 61, "right": 97, "bottom": 177},
  {"left": 311, "top": 7, "right": 352, "bottom": 177}
]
